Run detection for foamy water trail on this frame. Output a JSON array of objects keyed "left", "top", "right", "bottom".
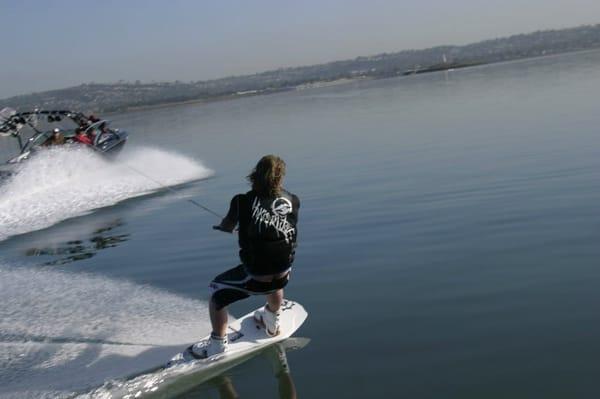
[
  {"left": 0, "top": 146, "right": 212, "bottom": 241},
  {"left": 0, "top": 263, "right": 211, "bottom": 399}
]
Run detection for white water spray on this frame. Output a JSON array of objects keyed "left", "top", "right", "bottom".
[
  {"left": 0, "top": 146, "right": 212, "bottom": 241},
  {"left": 0, "top": 263, "right": 211, "bottom": 399}
]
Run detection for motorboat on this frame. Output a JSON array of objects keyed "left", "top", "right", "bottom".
[{"left": 0, "top": 108, "right": 128, "bottom": 179}]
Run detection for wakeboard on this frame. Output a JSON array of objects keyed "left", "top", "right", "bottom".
[
  {"left": 89, "top": 301, "right": 307, "bottom": 398},
  {"left": 167, "top": 299, "right": 307, "bottom": 367}
]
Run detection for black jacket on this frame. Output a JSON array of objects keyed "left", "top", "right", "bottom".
[{"left": 220, "top": 189, "right": 299, "bottom": 275}]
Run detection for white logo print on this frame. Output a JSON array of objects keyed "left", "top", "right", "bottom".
[
  {"left": 271, "top": 197, "right": 292, "bottom": 216},
  {"left": 251, "top": 197, "right": 295, "bottom": 243}
]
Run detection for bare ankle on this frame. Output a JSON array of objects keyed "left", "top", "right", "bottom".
[{"left": 266, "top": 303, "right": 280, "bottom": 313}]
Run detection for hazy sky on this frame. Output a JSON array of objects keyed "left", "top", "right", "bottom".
[{"left": 1, "top": 0, "right": 599, "bottom": 98}]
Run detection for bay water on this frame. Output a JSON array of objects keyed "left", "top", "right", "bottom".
[{"left": 1, "top": 50, "right": 600, "bottom": 398}]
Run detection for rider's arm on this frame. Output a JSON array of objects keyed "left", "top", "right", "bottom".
[{"left": 213, "top": 194, "right": 241, "bottom": 233}]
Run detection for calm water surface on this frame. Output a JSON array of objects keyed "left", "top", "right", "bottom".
[{"left": 1, "top": 51, "right": 600, "bottom": 398}]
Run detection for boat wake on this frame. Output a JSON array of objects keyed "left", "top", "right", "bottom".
[
  {"left": 0, "top": 262, "right": 211, "bottom": 399},
  {"left": 0, "top": 146, "right": 212, "bottom": 242}
]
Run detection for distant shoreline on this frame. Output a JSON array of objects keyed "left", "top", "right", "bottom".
[
  {"left": 3, "top": 23, "right": 600, "bottom": 114},
  {"left": 106, "top": 47, "right": 600, "bottom": 116},
  {"left": 107, "top": 78, "right": 369, "bottom": 115}
]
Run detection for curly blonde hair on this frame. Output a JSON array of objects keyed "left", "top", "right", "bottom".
[{"left": 247, "top": 155, "right": 286, "bottom": 197}]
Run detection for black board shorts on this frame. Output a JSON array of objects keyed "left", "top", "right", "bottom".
[{"left": 209, "top": 264, "right": 291, "bottom": 310}]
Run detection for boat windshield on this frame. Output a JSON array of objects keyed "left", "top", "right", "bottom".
[
  {"left": 85, "top": 120, "right": 119, "bottom": 146},
  {"left": 21, "top": 131, "right": 53, "bottom": 153},
  {"left": 85, "top": 120, "right": 109, "bottom": 134}
]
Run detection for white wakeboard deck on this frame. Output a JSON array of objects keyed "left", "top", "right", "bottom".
[
  {"left": 103, "top": 301, "right": 307, "bottom": 399},
  {"left": 109, "top": 338, "right": 309, "bottom": 399},
  {"left": 168, "top": 300, "right": 307, "bottom": 367}
]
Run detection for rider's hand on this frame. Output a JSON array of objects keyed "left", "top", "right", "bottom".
[{"left": 213, "top": 225, "right": 232, "bottom": 233}]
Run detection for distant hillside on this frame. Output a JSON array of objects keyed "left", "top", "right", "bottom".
[{"left": 2, "top": 23, "right": 600, "bottom": 113}]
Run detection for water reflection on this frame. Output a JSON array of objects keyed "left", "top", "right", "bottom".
[
  {"left": 213, "top": 344, "right": 296, "bottom": 399},
  {"left": 178, "top": 339, "right": 308, "bottom": 399},
  {"left": 24, "top": 219, "right": 130, "bottom": 265}
]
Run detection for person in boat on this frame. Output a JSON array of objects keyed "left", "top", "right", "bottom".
[
  {"left": 99, "top": 121, "right": 108, "bottom": 133},
  {"left": 44, "top": 128, "right": 66, "bottom": 146},
  {"left": 193, "top": 155, "right": 300, "bottom": 358},
  {"left": 74, "top": 127, "right": 93, "bottom": 145}
]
